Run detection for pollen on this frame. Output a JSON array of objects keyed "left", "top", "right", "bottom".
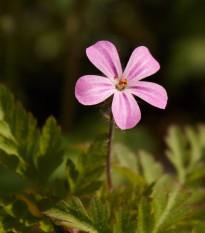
[{"left": 116, "top": 78, "right": 128, "bottom": 91}]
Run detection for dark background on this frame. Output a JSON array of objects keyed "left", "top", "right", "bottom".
[{"left": 1, "top": 0, "right": 205, "bottom": 152}]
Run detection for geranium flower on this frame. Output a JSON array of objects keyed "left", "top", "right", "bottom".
[{"left": 75, "top": 41, "right": 167, "bottom": 130}]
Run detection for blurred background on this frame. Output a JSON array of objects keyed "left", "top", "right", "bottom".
[{"left": 0, "top": 0, "right": 205, "bottom": 157}]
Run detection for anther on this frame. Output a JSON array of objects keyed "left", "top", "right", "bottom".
[{"left": 116, "top": 78, "right": 128, "bottom": 91}]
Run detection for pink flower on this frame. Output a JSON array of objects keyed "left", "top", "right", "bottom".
[{"left": 75, "top": 41, "right": 168, "bottom": 130}]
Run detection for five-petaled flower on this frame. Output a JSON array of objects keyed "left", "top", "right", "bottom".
[{"left": 75, "top": 41, "right": 168, "bottom": 130}]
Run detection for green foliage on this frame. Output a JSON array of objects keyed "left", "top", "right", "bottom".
[
  {"left": 192, "top": 223, "right": 205, "bottom": 233},
  {"left": 166, "top": 125, "right": 205, "bottom": 185},
  {"left": 138, "top": 183, "right": 192, "bottom": 233},
  {"left": 66, "top": 136, "right": 107, "bottom": 198},
  {"left": 0, "top": 196, "right": 39, "bottom": 232},
  {"left": 0, "top": 85, "right": 39, "bottom": 181},
  {"left": 152, "top": 184, "right": 191, "bottom": 233},
  {"left": 112, "top": 142, "right": 138, "bottom": 172},
  {"left": 89, "top": 198, "right": 111, "bottom": 233},
  {"left": 114, "top": 166, "right": 144, "bottom": 187},
  {"left": 100, "top": 184, "right": 142, "bottom": 226},
  {"left": 0, "top": 193, "right": 54, "bottom": 232},
  {"left": 137, "top": 150, "right": 164, "bottom": 184},
  {"left": 138, "top": 197, "right": 154, "bottom": 233},
  {"left": 36, "top": 117, "right": 64, "bottom": 184},
  {"left": 44, "top": 197, "right": 110, "bottom": 233},
  {"left": 113, "top": 207, "right": 137, "bottom": 233},
  {"left": 45, "top": 197, "right": 138, "bottom": 233},
  {"left": 44, "top": 182, "right": 195, "bottom": 233},
  {"left": 0, "top": 84, "right": 64, "bottom": 185},
  {"left": 166, "top": 126, "right": 188, "bottom": 183},
  {"left": 1, "top": 84, "right": 205, "bottom": 232}
]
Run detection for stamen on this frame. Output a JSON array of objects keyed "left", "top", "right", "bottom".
[
  {"left": 116, "top": 78, "right": 128, "bottom": 91},
  {"left": 119, "top": 78, "right": 128, "bottom": 87}
]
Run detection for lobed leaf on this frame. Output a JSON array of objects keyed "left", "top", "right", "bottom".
[
  {"left": 165, "top": 126, "right": 188, "bottom": 183},
  {"left": 89, "top": 198, "right": 111, "bottom": 233},
  {"left": 113, "top": 206, "right": 137, "bottom": 233},
  {"left": 165, "top": 125, "right": 205, "bottom": 185},
  {"left": 152, "top": 183, "right": 191, "bottom": 233},
  {"left": 112, "top": 142, "right": 138, "bottom": 172},
  {"left": 137, "top": 150, "right": 163, "bottom": 184},
  {"left": 65, "top": 136, "right": 107, "bottom": 197},
  {"left": 137, "top": 197, "right": 154, "bottom": 233},
  {"left": 192, "top": 222, "right": 205, "bottom": 233},
  {"left": 36, "top": 116, "right": 64, "bottom": 184},
  {"left": 0, "top": 85, "right": 39, "bottom": 181},
  {"left": 0, "top": 196, "right": 40, "bottom": 232},
  {"left": 44, "top": 197, "right": 99, "bottom": 233},
  {"left": 114, "top": 166, "right": 144, "bottom": 187}
]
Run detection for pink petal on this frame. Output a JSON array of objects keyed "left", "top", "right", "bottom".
[
  {"left": 129, "top": 81, "right": 168, "bottom": 109},
  {"left": 75, "top": 75, "right": 115, "bottom": 105},
  {"left": 86, "top": 41, "right": 122, "bottom": 80},
  {"left": 123, "top": 46, "right": 160, "bottom": 81},
  {"left": 112, "top": 90, "right": 141, "bottom": 130}
]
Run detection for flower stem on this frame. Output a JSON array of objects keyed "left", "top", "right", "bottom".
[{"left": 106, "top": 110, "right": 114, "bottom": 192}]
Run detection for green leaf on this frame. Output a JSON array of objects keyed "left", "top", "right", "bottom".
[
  {"left": 153, "top": 174, "right": 174, "bottom": 193},
  {"left": 186, "top": 126, "right": 202, "bottom": 167},
  {"left": 0, "top": 85, "right": 39, "bottom": 181},
  {"left": 51, "top": 178, "right": 67, "bottom": 198},
  {"left": 66, "top": 158, "right": 78, "bottom": 193},
  {"left": 152, "top": 183, "right": 191, "bottom": 233},
  {"left": 198, "top": 124, "right": 205, "bottom": 149},
  {"left": 100, "top": 184, "right": 141, "bottom": 225},
  {"left": 38, "top": 219, "right": 54, "bottom": 233},
  {"left": 192, "top": 223, "right": 205, "bottom": 233},
  {"left": 36, "top": 116, "right": 64, "bottom": 184},
  {"left": 0, "top": 120, "right": 15, "bottom": 139},
  {"left": 89, "top": 198, "right": 111, "bottom": 233},
  {"left": 75, "top": 181, "right": 102, "bottom": 197},
  {"left": 0, "top": 85, "right": 64, "bottom": 184},
  {"left": 0, "top": 196, "right": 39, "bottom": 232},
  {"left": 137, "top": 197, "right": 154, "bottom": 233},
  {"left": 45, "top": 197, "right": 139, "bottom": 233},
  {"left": 112, "top": 142, "right": 138, "bottom": 172},
  {"left": 165, "top": 126, "right": 188, "bottom": 183},
  {"left": 137, "top": 181, "right": 192, "bottom": 233},
  {"left": 113, "top": 207, "right": 137, "bottom": 233},
  {"left": 114, "top": 166, "right": 145, "bottom": 187},
  {"left": 165, "top": 229, "right": 190, "bottom": 233},
  {"left": 44, "top": 197, "right": 98, "bottom": 233},
  {"left": 165, "top": 125, "right": 205, "bottom": 185},
  {"left": 137, "top": 150, "right": 163, "bottom": 184},
  {"left": 77, "top": 136, "right": 107, "bottom": 181},
  {"left": 153, "top": 187, "right": 168, "bottom": 224},
  {"left": 65, "top": 136, "right": 107, "bottom": 197}
]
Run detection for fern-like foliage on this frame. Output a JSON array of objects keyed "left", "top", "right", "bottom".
[
  {"left": 138, "top": 182, "right": 192, "bottom": 233},
  {"left": 36, "top": 117, "right": 64, "bottom": 185},
  {"left": 192, "top": 223, "right": 205, "bottom": 233},
  {"left": 66, "top": 136, "right": 107, "bottom": 199},
  {"left": 166, "top": 125, "right": 205, "bottom": 184},
  {"left": 45, "top": 182, "right": 195, "bottom": 233},
  {"left": 1, "top": 84, "right": 205, "bottom": 233},
  {"left": 45, "top": 197, "right": 137, "bottom": 233},
  {"left": 0, "top": 85, "right": 64, "bottom": 186},
  {"left": 0, "top": 85, "right": 39, "bottom": 181},
  {"left": 44, "top": 197, "right": 110, "bottom": 233}
]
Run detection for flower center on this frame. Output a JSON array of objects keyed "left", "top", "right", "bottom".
[{"left": 116, "top": 78, "right": 128, "bottom": 91}]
